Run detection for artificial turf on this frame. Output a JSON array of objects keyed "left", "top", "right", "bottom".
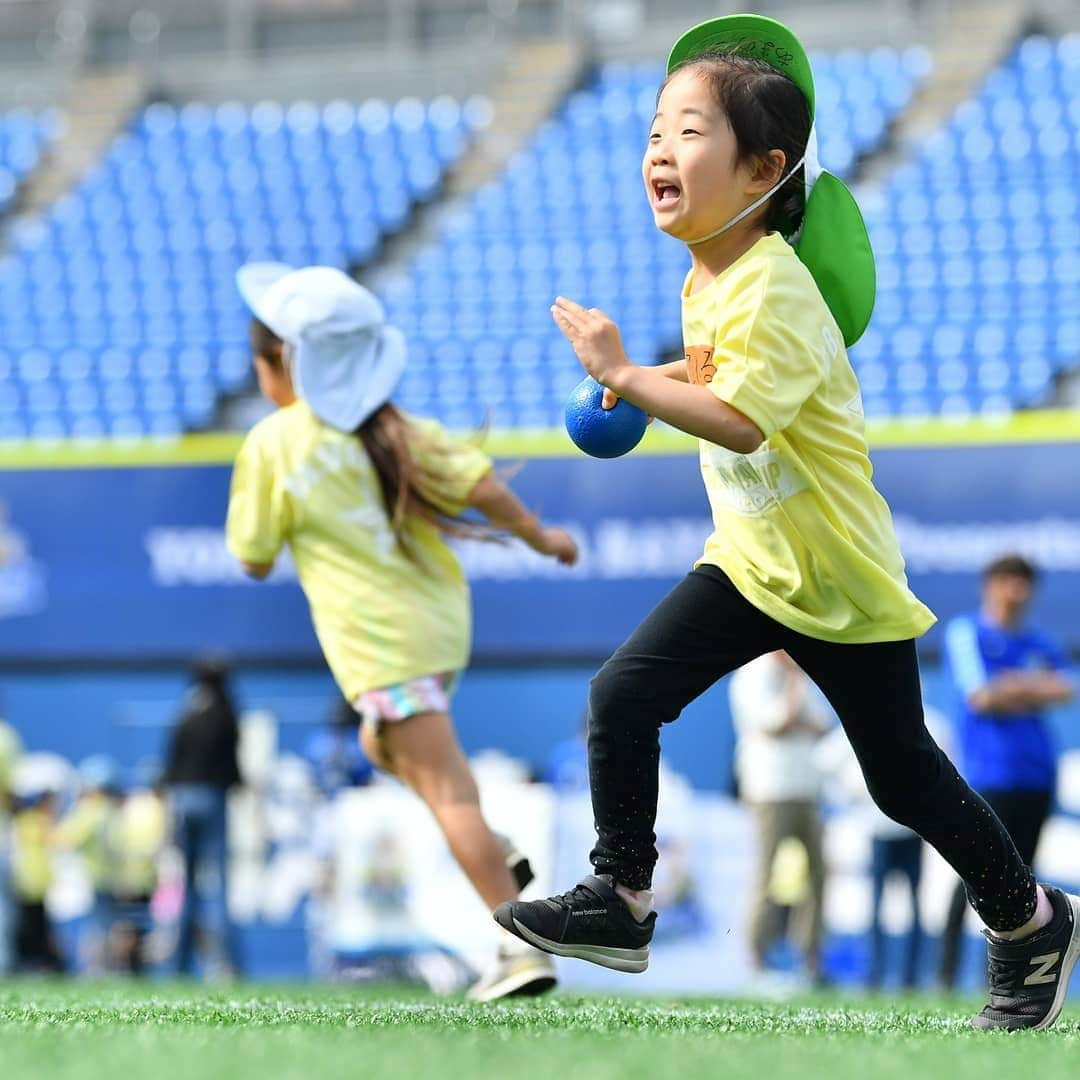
[{"left": 0, "top": 981, "right": 1076, "bottom": 1080}]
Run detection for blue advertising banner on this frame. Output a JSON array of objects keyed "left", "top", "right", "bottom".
[{"left": 0, "top": 441, "right": 1078, "bottom": 660}]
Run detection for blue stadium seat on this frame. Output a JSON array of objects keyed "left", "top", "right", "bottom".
[
  {"left": 1, "top": 97, "right": 483, "bottom": 439},
  {"left": 361, "top": 49, "right": 929, "bottom": 426},
  {"left": 850, "top": 34, "right": 1080, "bottom": 416}
]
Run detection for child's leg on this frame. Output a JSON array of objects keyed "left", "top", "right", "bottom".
[
  {"left": 587, "top": 566, "right": 781, "bottom": 889},
  {"left": 982, "top": 789, "right": 1053, "bottom": 866},
  {"left": 492, "top": 568, "right": 779, "bottom": 973},
  {"left": 786, "top": 636, "right": 1036, "bottom": 934},
  {"left": 374, "top": 709, "right": 520, "bottom": 911}
]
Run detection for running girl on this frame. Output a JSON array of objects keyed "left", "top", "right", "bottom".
[
  {"left": 496, "top": 15, "right": 1079, "bottom": 1029},
  {"left": 228, "top": 263, "right": 577, "bottom": 1001}
]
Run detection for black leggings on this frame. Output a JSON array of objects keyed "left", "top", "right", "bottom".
[
  {"left": 938, "top": 787, "right": 1053, "bottom": 985},
  {"left": 587, "top": 565, "right": 1037, "bottom": 933}
]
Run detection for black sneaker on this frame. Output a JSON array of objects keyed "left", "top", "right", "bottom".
[
  {"left": 493, "top": 874, "right": 654, "bottom": 973},
  {"left": 972, "top": 884, "right": 1080, "bottom": 1031}
]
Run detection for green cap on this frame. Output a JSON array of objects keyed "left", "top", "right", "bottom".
[
  {"left": 666, "top": 14, "right": 875, "bottom": 347},
  {"left": 668, "top": 14, "right": 816, "bottom": 120}
]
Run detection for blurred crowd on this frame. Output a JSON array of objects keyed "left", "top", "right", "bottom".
[
  {"left": 0, "top": 738, "right": 168, "bottom": 976},
  {"left": 0, "top": 557, "right": 1074, "bottom": 991},
  {"left": 0, "top": 658, "right": 379, "bottom": 980},
  {"left": 0, "top": 660, "right": 239, "bottom": 977}
]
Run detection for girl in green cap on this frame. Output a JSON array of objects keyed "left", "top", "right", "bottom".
[{"left": 495, "top": 16, "right": 1080, "bottom": 1031}]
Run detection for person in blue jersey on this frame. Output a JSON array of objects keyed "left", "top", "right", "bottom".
[{"left": 938, "top": 554, "right": 1075, "bottom": 988}]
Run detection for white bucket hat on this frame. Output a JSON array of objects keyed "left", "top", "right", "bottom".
[{"left": 236, "top": 262, "right": 407, "bottom": 431}]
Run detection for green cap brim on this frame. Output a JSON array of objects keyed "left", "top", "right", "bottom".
[
  {"left": 795, "top": 172, "right": 876, "bottom": 348},
  {"left": 667, "top": 14, "right": 816, "bottom": 120}
]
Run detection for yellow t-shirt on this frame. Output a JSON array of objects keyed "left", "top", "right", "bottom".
[
  {"left": 226, "top": 402, "right": 492, "bottom": 698},
  {"left": 13, "top": 806, "right": 53, "bottom": 902},
  {"left": 683, "top": 232, "right": 935, "bottom": 644},
  {"left": 55, "top": 792, "right": 116, "bottom": 889}
]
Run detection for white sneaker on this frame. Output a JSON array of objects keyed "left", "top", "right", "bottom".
[
  {"left": 466, "top": 944, "right": 557, "bottom": 1002},
  {"left": 494, "top": 833, "right": 535, "bottom": 893}
]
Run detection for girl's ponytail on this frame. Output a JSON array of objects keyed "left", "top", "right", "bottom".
[{"left": 355, "top": 404, "right": 499, "bottom": 557}]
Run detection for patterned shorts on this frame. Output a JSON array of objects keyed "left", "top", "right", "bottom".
[{"left": 353, "top": 670, "right": 460, "bottom": 729}]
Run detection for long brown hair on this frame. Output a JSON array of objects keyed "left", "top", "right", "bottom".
[
  {"left": 355, "top": 400, "right": 494, "bottom": 547},
  {"left": 251, "top": 318, "right": 494, "bottom": 554}
]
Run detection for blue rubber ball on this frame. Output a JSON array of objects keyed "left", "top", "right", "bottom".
[{"left": 564, "top": 376, "right": 648, "bottom": 459}]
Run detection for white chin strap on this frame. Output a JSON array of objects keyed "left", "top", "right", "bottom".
[{"left": 686, "top": 125, "right": 821, "bottom": 247}]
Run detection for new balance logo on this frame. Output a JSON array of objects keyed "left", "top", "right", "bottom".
[
  {"left": 571, "top": 909, "right": 607, "bottom": 917},
  {"left": 1024, "top": 952, "right": 1061, "bottom": 986}
]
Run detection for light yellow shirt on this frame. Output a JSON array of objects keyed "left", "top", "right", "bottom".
[
  {"left": 115, "top": 791, "right": 167, "bottom": 898},
  {"left": 13, "top": 806, "right": 53, "bottom": 902},
  {"left": 683, "top": 232, "right": 935, "bottom": 643},
  {"left": 226, "top": 402, "right": 492, "bottom": 698},
  {"left": 55, "top": 792, "right": 116, "bottom": 890}
]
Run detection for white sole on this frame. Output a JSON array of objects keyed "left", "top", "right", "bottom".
[
  {"left": 511, "top": 916, "right": 649, "bottom": 974},
  {"left": 467, "top": 967, "right": 558, "bottom": 1003},
  {"left": 1033, "top": 891, "right": 1080, "bottom": 1031}
]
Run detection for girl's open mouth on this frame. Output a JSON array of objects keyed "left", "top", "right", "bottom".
[{"left": 652, "top": 180, "right": 681, "bottom": 208}]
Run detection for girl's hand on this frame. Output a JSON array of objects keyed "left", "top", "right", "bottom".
[
  {"left": 601, "top": 387, "right": 654, "bottom": 424},
  {"left": 551, "top": 296, "right": 631, "bottom": 387},
  {"left": 533, "top": 527, "right": 579, "bottom": 566}
]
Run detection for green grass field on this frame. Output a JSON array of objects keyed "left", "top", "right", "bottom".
[{"left": 0, "top": 983, "right": 1077, "bottom": 1080}]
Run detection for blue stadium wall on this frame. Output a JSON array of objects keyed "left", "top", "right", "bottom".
[{"left": 0, "top": 428, "right": 1078, "bottom": 789}]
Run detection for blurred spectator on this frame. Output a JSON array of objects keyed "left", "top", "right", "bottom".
[
  {"left": 303, "top": 697, "right": 374, "bottom": 795},
  {"left": 55, "top": 755, "right": 124, "bottom": 973},
  {"left": 11, "top": 788, "right": 64, "bottom": 973},
  {"left": 163, "top": 658, "right": 244, "bottom": 978},
  {"left": 0, "top": 714, "right": 21, "bottom": 974},
  {"left": 938, "top": 555, "right": 1075, "bottom": 989},
  {"left": 730, "top": 651, "right": 832, "bottom": 985},
  {"left": 109, "top": 761, "right": 168, "bottom": 975}
]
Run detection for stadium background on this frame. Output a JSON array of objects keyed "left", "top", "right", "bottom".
[{"left": 0, "top": 0, "right": 1078, "bottom": 990}]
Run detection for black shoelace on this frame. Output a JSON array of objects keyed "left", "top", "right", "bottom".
[
  {"left": 986, "top": 947, "right": 1028, "bottom": 999},
  {"left": 552, "top": 882, "right": 602, "bottom": 910}
]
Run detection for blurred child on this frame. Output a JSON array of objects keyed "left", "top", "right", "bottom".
[
  {"left": 0, "top": 715, "right": 21, "bottom": 974},
  {"left": 496, "top": 15, "right": 1080, "bottom": 1031},
  {"left": 11, "top": 789, "right": 64, "bottom": 973},
  {"left": 228, "top": 264, "right": 577, "bottom": 1000},
  {"left": 109, "top": 764, "right": 168, "bottom": 975},
  {"left": 55, "top": 755, "right": 124, "bottom": 972}
]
